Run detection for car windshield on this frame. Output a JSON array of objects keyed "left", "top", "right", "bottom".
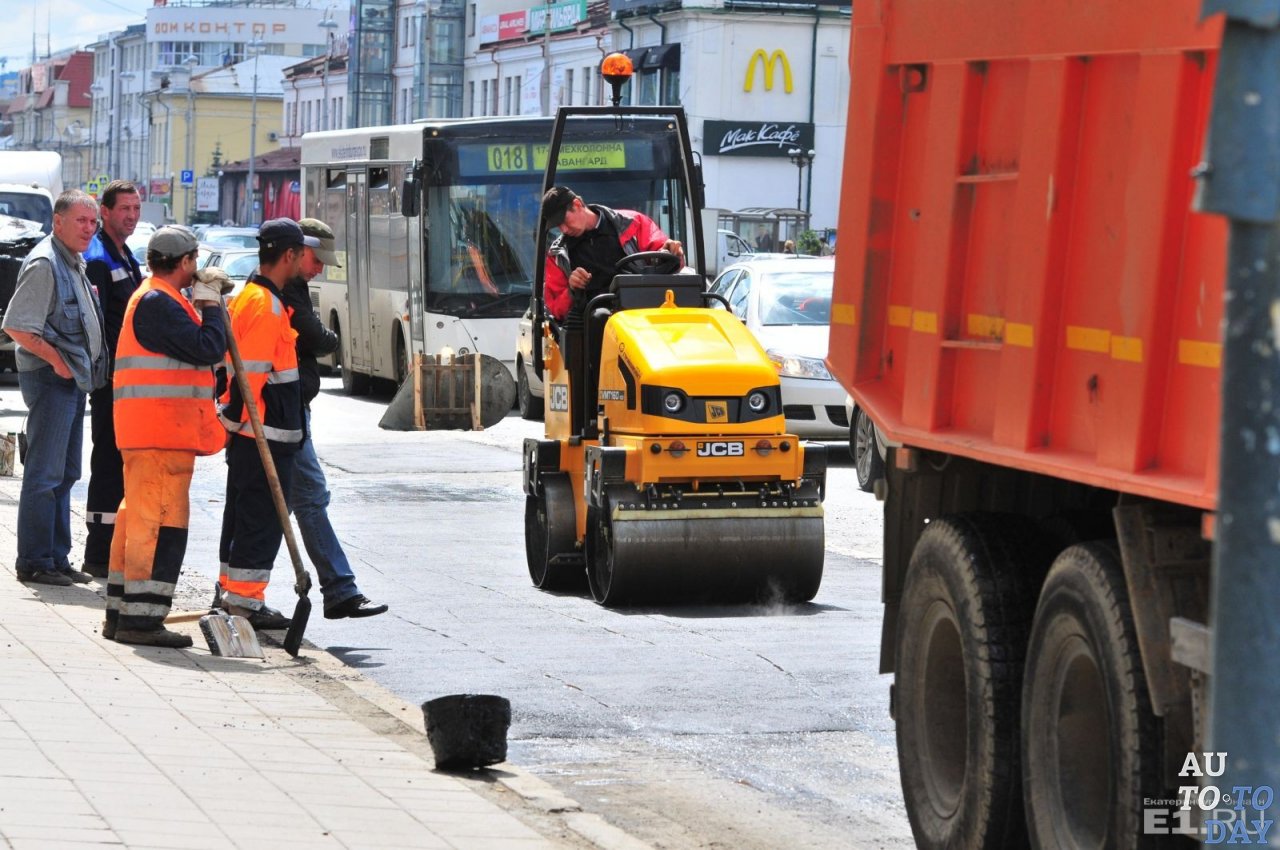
[
  {"left": 204, "top": 230, "right": 259, "bottom": 248},
  {"left": 758, "top": 271, "right": 833, "bottom": 326},
  {"left": 220, "top": 253, "right": 259, "bottom": 280}
]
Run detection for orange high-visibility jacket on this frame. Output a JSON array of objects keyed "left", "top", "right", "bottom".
[
  {"left": 114, "top": 277, "right": 226, "bottom": 456},
  {"left": 219, "top": 276, "right": 304, "bottom": 446}
]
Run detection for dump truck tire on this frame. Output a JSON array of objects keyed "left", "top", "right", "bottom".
[
  {"left": 895, "top": 514, "right": 1044, "bottom": 850},
  {"left": 1022, "top": 542, "right": 1162, "bottom": 850}
]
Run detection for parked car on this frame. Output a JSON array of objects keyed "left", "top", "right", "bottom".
[
  {"left": 199, "top": 226, "right": 260, "bottom": 248},
  {"left": 845, "top": 395, "right": 888, "bottom": 492},
  {"left": 201, "top": 247, "right": 259, "bottom": 299},
  {"left": 709, "top": 257, "right": 846, "bottom": 438},
  {"left": 515, "top": 303, "right": 544, "bottom": 420}
]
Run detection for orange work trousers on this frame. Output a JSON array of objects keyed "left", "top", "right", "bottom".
[{"left": 104, "top": 449, "right": 195, "bottom": 633}]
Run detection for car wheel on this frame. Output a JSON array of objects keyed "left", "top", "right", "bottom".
[
  {"left": 853, "top": 406, "right": 885, "bottom": 492},
  {"left": 518, "top": 358, "right": 544, "bottom": 420}
]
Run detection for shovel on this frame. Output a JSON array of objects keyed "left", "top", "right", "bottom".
[{"left": 218, "top": 298, "right": 313, "bottom": 657}]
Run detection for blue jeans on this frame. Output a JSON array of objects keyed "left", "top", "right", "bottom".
[
  {"left": 288, "top": 409, "right": 359, "bottom": 608},
  {"left": 17, "top": 367, "right": 86, "bottom": 574}
]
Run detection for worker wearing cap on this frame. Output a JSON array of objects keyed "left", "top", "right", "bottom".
[
  {"left": 216, "top": 218, "right": 306, "bottom": 631},
  {"left": 541, "top": 186, "right": 683, "bottom": 322},
  {"left": 104, "top": 225, "right": 230, "bottom": 648},
  {"left": 279, "top": 218, "right": 388, "bottom": 620}
]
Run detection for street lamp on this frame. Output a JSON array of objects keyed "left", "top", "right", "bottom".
[
  {"left": 243, "top": 38, "right": 265, "bottom": 226},
  {"left": 787, "top": 148, "right": 815, "bottom": 216},
  {"left": 318, "top": 14, "right": 339, "bottom": 131},
  {"left": 182, "top": 54, "right": 199, "bottom": 223},
  {"left": 119, "top": 71, "right": 137, "bottom": 181},
  {"left": 89, "top": 82, "right": 105, "bottom": 175}
]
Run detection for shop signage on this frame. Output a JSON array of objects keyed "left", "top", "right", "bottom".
[
  {"left": 146, "top": 6, "right": 327, "bottom": 46},
  {"left": 499, "top": 11, "right": 528, "bottom": 41},
  {"left": 744, "top": 49, "right": 793, "bottom": 94},
  {"left": 702, "top": 120, "right": 814, "bottom": 157},
  {"left": 527, "top": 0, "right": 586, "bottom": 34}
]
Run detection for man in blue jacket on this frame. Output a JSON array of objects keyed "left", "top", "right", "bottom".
[
  {"left": 3, "top": 190, "right": 108, "bottom": 585},
  {"left": 81, "top": 180, "right": 143, "bottom": 578}
]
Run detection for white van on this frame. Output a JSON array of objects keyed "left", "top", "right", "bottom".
[{"left": 0, "top": 151, "right": 63, "bottom": 235}]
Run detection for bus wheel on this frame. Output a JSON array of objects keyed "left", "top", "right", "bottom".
[
  {"left": 1022, "top": 542, "right": 1160, "bottom": 849},
  {"left": 895, "top": 514, "right": 1044, "bottom": 850},
  {"left": 394, "top": 334, "right": 409, "bottom": 388}
]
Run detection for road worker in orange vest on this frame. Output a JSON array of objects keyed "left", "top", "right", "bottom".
[
  {"left": 104, "top": 226, "right": 231, "bottom": 648},
  {"left": 216, "top": 218, "right": 307, "bottom": 631}
]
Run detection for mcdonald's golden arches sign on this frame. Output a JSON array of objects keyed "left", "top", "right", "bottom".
[{"left": 744, "top": 49, "right": 793, "bottom": 93}]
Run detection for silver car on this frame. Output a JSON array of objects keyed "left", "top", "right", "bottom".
[
  {"left": 515, "top": 304, "right": 544, "bottom": 420},
  {"left": 709, "top": 257, "right": 846, "bottom": 439}
]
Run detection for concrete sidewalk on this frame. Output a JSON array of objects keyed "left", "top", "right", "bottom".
[{"left": 0, "top": 475, "right": 646, "bottom": 850}]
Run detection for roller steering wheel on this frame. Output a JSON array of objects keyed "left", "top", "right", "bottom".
[{"left": 614, "top": 250, "right": 681, "bottom": 275}]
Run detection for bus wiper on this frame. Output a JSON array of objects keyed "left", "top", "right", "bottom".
[{"left": 465, "top": 292, "right": 529, "bottom": 317}]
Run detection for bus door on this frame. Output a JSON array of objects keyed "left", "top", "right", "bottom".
[{"left": 345, "top": 170, "right": 372, "bottom": 373}]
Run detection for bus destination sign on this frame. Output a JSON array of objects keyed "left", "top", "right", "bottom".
[{"left": 461, "top": 141, "right": 643, "bottom": 176}]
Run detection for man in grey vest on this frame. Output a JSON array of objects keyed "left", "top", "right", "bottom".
[{"left": 3, "top": 190, "right": 108, "bottom": 585}]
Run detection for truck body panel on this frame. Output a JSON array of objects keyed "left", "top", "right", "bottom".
[{"left": 829, "top": 0, "right": 1226, "bottom": 509}]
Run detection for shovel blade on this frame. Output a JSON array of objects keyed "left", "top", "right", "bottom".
[
  {"left": 199, "top": 613, "right": 264, "bottom": 659},
  {"left": 283, "top": 594, "right": 312, "bottom": 657}
]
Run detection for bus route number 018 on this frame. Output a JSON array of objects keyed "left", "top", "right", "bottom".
[{"left": 488, "top": 144, "right": 531, "bottom": 173}]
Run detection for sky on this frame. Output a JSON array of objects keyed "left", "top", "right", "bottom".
[{"left": 0, "top": 0, "right": 153, "bottom": 70}]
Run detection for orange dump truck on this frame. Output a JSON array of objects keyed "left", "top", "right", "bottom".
[{"left": 827, "top": 1, "right": 1249, "bottom": 846}]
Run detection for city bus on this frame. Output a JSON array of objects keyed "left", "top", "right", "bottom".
[{"left": 299, "top": 116, "right": 698, "bottom": 394}]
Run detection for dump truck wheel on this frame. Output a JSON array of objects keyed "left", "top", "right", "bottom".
[
  {"left": 525, "top": 474, "right": 581, "bottom": 590},
  {"left": 1022, "top": 542, "right": 1161, "bottom": 849},
  {"left": 853, "top": 407, "right": 884, "bottom": 492},
  {"left": 895, "top": 514, "right": 1044, "bottom": 850}
]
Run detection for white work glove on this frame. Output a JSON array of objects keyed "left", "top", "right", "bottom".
[{"left": 192, "top": 267, "right": 234, "bottom": 303}]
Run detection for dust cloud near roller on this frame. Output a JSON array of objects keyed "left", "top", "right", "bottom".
[{"left": 379, "top": 353, "right": 517, "bottom": 431}]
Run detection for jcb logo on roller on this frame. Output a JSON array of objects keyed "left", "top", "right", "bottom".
[
  {"left": 549, "top": 384, "right": 569, "bottom": 412},
  {"left": 696, "top": 441, "right": 744, "bottom": 457}
]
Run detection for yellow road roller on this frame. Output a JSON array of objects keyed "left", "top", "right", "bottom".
[
  {"left": 523, "top": 58, "right": 826, "bottom": 606},
  {"left": 523, "top": 269, "right": 826, "bottom": 605}
]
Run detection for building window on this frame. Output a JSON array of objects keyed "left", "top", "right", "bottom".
[
  {"left": 467, "top": 2, "right": 476, "bottom": 36},
  {"left": 564, "top": 68, "right": 573, "bottom": 106},
  {"left": 582, "top": 65, "right": 594, "bottom": 106},
  {"left": 468, "top": 81, "right": 475, "bottom": 116}
]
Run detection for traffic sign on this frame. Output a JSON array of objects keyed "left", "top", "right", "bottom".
[{"left": 180, "top": 169, "right": 194, "bottom": 186}]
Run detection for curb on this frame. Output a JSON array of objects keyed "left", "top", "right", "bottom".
[{"left": 252, "top": 629, "right": 656, "bottom": 850}]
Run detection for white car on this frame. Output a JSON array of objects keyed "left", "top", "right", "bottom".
[
  {"left": 515, "top": 304, "right": 544, "bottom": 420},
  {"left": 200, "top": 247, "right": 259, "bottom": 300},
  {"left": 709, "top": 257, "right": 846, "bottom": 438}
]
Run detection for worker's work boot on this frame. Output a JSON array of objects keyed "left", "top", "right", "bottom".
[
  {"left": 102, "top": 618, "right": 116, "bottom": 641},
  {"left": 227, "top": 604, "right": 291, "bottom": 631},
  {"left": 113, "top": 627, "right": 193, "bottom": 649},
  {"left": 83, "top": 561, "right": 109, "bottom": 579}
]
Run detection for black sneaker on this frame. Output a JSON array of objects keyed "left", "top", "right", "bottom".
[
  {"left": 114, "top": 627, "right": 193, "bottom": 649},
  {"left": 19, "top": 570, "right": 73, "bottom": 587},
  {"left": 60, "top": 568, "right": 94, "bottom": 584},
  {"left": 324, "top": 595, "right": 389, "bottom": 620}
]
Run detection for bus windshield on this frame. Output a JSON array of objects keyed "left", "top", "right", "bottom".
[{"left": 424, "top": 119, "right": 689, "bottom": 319}]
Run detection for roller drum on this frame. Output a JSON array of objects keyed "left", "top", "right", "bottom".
[{"left": 589, "top": 507, "right": 824, "bottom": 606}]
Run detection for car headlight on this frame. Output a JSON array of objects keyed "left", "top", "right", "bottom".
[{"left": 766, "top": 350, "right": 832, "bottom": 380}]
